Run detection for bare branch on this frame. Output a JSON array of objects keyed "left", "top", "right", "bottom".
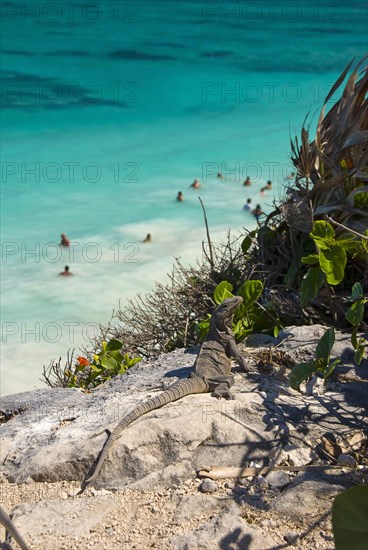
[
  {"left": 326, "top": 215, "right": 368, "bottom": 240},
  {"left": 198, "top": 196, "right": 214, "bottom": 269}
]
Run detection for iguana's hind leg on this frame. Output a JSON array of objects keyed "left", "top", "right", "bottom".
[
  {"left": 207, "top": 375, "right": 235, "bottom": 400},
  {"left": 212, "top": 383, "right": 234, "bottom": 400}
]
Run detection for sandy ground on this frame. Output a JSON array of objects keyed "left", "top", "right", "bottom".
[{"left": 1, "top": 475, "right": 336, "bottom": 550}]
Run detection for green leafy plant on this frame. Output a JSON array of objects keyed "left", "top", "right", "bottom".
[
  {"left": 242, "top": 59, "right": 368, "bottom": 331},
  {"left": 332, "top": 485, "right": 368, "bottom": 550},
  {"left": 195, "top": 279, "right": 278, "bottom": 343},
  {"left": 289, "top": 327, "right": 341, "bottom": 390},
  {"left": 66, "top": 339, "right": 142, "bottom": 389},
  {"left": 232, "top": 280, "right": 265, "bottom": 340},
  {"left": 345, "top": 283, "right": 368, "bottom": 365},
  {"left": 300, "top": 221, "right": 366, "bottom": 307}
]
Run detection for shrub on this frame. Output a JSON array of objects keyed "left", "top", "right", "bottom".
[
  {"left": 42, "top": 339, "right": 141, "bottom": 389},
  {"left": 247, "top": 57, "right": 368, "bottom": 329}
]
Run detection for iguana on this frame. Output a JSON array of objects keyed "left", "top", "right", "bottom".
[
  {"left": 83, "top": 296, "right": 248, "bottom": 487},
  {"left": 0, "top": 505, "right": 29, "bottom": 550}
]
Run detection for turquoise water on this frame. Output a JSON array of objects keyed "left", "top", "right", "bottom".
[{"left": 1, "top": 0, "right": 367, "bottom": 395}]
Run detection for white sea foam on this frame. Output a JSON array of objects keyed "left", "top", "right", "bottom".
[{"left": 1, "top": 212, "right": 252, "bottom": 395}]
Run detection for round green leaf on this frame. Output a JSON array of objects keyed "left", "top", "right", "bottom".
[
  {"left": 345, "top": 300, "right": 365, "bottom": 326},
  {"left": 310, "top": 221, "right": 335, "bottom": 249},
  {"left": 332, "top": 486, "right": 368, "bottom": 550},
  {"left": 100, "top": 356, "right": 118, "bottom": 370},
  {"left": 351, "top": 283, "right": 364, "bottom": 301},
  {"left": 301, "top": 254, "right": 319, "bottom": 265},
  {"left": 316, "top": 327, "right": 335, "bottom": 361},
  {"left": 289, "top": 361, "right": 317, "bottom": 390},
  {"left": 236, "top": 280, "right": 263, "bottom": 311},
  {"left": 300, "top": 267, "right": 325, "bottom": 306},
  {"left": 107, "top": 350, "right": 123, "bottom": 363},
  {"left": 241, "top": 230, "right": 257, "bottom": 254},
  {"left": 319, "top": 245, "right": 346, "bottom": 285},
  {"left": 214, "top": 281, "right": 234, "bottom": 304},
  {"left": 106, "top": 339, "right": 123, "bottom": 352}
]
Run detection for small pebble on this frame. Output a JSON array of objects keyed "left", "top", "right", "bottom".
[
  {"left": 199, "top": 479, "right": 218, "bottom": 493},
  {"left": 337, "top": 453, "right": 357, "bottom": 469},
  {"left": 249, "top": 461, "right": 262, "bottom": 469},
  {"left": 284, "top": 531, "right": 299, "bottom": 545},
  {"left": 266, "top": 470, "right": 290, "bottom": 489},
  {"left": 256, "top": 475, "right": 268, "bottom": 489}
]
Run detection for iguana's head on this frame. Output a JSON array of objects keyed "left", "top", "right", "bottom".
[{"left": 214, "top": 296, "right": 243, "bottom": 326}]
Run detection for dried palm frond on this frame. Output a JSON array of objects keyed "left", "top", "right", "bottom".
[
  {"left": 280, "top": 198, "right": 313, "bottom": 233},
  {"left": 290, "top": 127, "right": 318, "bottom": 187},
  {"left": 311, "top": 55, "right": 368, "bottom": 233},
  {"left": 253, "top": 58, "right": 368, "bottom": 329}
]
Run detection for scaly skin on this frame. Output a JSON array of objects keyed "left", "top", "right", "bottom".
[
  {"left": 83, "top": 296, "right": 246, "bottom": 487},
  {"left": 0, "top": 506, "right": 29, "bottom": 550}
]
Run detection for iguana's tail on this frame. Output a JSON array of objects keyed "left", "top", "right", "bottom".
[{"left": 84, "top": 376, "right": 208, "bottom": 485}]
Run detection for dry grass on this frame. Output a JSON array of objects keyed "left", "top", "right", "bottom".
[{"left": 89, "top": 235, "right": 253, "bottom": 360}]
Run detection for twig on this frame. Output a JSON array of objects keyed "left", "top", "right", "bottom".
[
  {"left": 183, "top": 314, "right": 189, "bottom": 348},
  {"left": 198, "top": 196, "right": 214, "bottom": 269},
  {"left": 326, "top": 215, "right": 368, "bottom": 240},
  {"left": 197, "top": 463, "right": 362, "bottom": 480}
]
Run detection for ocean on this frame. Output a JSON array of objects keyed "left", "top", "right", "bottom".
[{"left": 1, "top": 0, "right": 367, "bottom": 395}]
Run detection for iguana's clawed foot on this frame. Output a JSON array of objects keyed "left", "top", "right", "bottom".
[
  {"left": 208, "top": 377, "right": 235, "bottom": 400},
  {"left": 211, "top": 389, "right": 235, "bottom": 400}
]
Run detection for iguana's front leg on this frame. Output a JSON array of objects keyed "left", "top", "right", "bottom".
[{"left": 226, "top": 340, "right": 250, "bottom": 372}]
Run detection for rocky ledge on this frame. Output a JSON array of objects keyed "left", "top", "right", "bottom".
[{"left": 0, "top": 325, "right": 367, "bottom": 549}]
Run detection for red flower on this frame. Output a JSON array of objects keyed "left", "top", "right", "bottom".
[{"left": 77, "top": 356, "right": 89, "bottom": 366}]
